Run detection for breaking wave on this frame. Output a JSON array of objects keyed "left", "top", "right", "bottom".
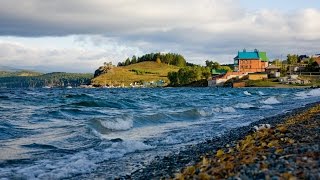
[
  {"left": 212, "top": 107, "right": 236, "bottom": 113},
  {"left": 0, "top": 140, "right": 153, "bottom": 179},
  {"left": 260, "top": 105, "right": 274, "bottom": 109},
  {"left": 261, "top": 97, "right": 280, "bottom": 104},
  {"left": 295, "top": 88, "right": 320, "bottom": 99},
  {"left": 234, "top": 103, "right": 255, "bottom": 109},
  {"left": 98, "top": 116, "right": 133, "bottom": 131}
]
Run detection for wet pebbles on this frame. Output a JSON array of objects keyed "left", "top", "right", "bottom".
[{"left": 131, "top": 103, "right": 320, "bottom": 179}]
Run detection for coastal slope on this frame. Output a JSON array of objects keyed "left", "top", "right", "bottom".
[{"left": 91, "top": 61, "right": 180, "bottom": 87}]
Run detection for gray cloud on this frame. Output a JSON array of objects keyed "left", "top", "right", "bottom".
[{"left": 0, "top": 0, "right": 320, "bottom": 72}]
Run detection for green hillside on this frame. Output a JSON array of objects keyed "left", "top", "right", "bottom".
[
  {"left": 91, "top": 61, "right": 180, "bottom": 87},
  {"left": 0, "top": 70, "right": 43, "bottom": 77}
]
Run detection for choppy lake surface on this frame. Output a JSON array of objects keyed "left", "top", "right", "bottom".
[{"left": 0, "top": 87, "right": 320, "bottom": 179}]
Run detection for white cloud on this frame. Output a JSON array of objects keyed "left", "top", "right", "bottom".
[
  {"left": 0, "top": 0, "right": 319, "bottom": 71},
  {"left": 0, "top": 38, "right": 143, "bottom": 72}
]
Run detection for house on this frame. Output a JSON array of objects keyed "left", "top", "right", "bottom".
[
  {"left": 234, "top": 49, "right": 269, "bottom": 73},
  {"left": 265, "top": 65, "right": 281, "bottom": 78}
]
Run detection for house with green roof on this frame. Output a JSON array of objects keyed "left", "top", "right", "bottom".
[{"left": 234, "top": 49, "right": 269, "bottom": 73}]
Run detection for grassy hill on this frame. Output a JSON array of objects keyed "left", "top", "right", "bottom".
[{"left": 91, "top": 61, "right": 180, "bottom": 86}]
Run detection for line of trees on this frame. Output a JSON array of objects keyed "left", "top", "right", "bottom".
[
  {"left": 168, "top": 66, "right": 211, "bottom": 86},
  {"left": 0, "top": 72, "right": 93, "bottom": 88},
  {"left": 118, "top": 53, "right": 187, "bottom": 67}
]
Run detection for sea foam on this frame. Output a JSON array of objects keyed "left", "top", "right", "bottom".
[
  {"left": 295, "top": 88, "right": 320, "bottom": 99},
  {"left": 243, "top": 91, "right": 252, "bottom": 95},
  {"left": 211, "top": 107, "right": 236, "bottom": 113},
  {"left": 100, "top": 116, "right": 133, "bottom": 131},
  {"left": 1, "top": 140, "right": 154, "bottom": 179},
  {"left": 261, "top": 97, "right": 280, "bottom": 104},
  {"left": 234, "top": 103, "right": 255, "bottom": 109}
]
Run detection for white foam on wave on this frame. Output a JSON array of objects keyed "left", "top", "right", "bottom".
[
  {"left": 234, "top": 103, "right": 255, "bottom": 109},
  {"left": 243, "top": 91, "right": 251, "bottom": 95},
  {"left": 260, "top": 105, "right": 273, "bottom": 109},
  {"left": 0, "top": 140, "right": 154, "bottom": 179},
  {"left": 295, "top": 88, "right": 320, "bottom": 99},
  {"left": 309, "top": 88, "right": 320, "bottom": 96},
  {"left": 258, "top": 91, "right": 265, "bottom": 95},
  {"left": 261, "top": 97, "right": 280, "bottom": 104},
  {"left": 198, "top": 108, "right": 213, "bottom": 117},
  {"left": 222, "top": 107, "right": 236, "bottom": 113},
  {"left": 100, "top": 116, "right": 133, "bottom": 131},
  {"left": 211, "top": 107, "right": 236, "bottom": 113}
]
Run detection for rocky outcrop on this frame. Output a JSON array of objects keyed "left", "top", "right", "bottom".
[{"left": 94, "top": 62, "right": 114, "bottom": 78}]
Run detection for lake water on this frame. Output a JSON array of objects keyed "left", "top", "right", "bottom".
[{"left": 0, "top": 87, "right": 320, "bottom": 179}]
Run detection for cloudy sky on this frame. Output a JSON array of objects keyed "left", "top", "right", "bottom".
[{"left": 0, "top": 0, "right": 319, "bottom": 72}]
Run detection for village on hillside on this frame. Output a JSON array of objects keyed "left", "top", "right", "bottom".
[
  {"left": 88, "top": 49, "right": 320, "bottom": 88},
  {"left": 208, "top": 49, "right": 320, "bottom": 88}
]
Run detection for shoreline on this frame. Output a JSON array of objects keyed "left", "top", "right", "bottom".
[{"left": 130, "top": 102, "right": 320, "bottom": 179}]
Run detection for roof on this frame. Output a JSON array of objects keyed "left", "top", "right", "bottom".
[
  {"left": 234, "top": 49, "right": 269, "bottom": 62},
  {"left": 258, "top": 52, "right": 269, "bottom": 62},
  {"left": 237, "top": 52, "right": 259, "bottom": 59},
  {"left": 212, "top": 69, "right": 227, "bottom": 75}
]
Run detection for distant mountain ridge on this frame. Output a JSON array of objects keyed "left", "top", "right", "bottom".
[
  {"left": 0, "top": 70, "right": 42, "bottom": 77},
  {"left": 0, "top": 65, "right": 23, "bottom": 72},
  {"left": 0, "top": 71, "right": 93, "bottom": 88}
]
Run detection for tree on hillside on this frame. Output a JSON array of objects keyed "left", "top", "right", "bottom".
[
  {"left": 131, "top": 55, "right": 137, "bottom": 64},
  {"left": 124, "top": 58, "right": 131, "bottom": 66},
  {"left": 287, "top": 54, "right": 298, "bottom": 65},
  {"left": 219, "top": 66, "right": 232, "bottom": 72},
  {"left": 119, "top": 53, "right": 187, "bottom": 67},
  {"left": 205, "top": 60, "right": 220, "bottom": 69},
  {"left": 168, "top": 66, "right": 210, "bottom": 86}
]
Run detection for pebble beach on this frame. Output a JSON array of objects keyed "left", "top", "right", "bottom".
[{"left": 131, "top": 102, "right": 320, "bottom": 179}]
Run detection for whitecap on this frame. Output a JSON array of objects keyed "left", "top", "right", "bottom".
[
  {"left": 243, "top": 91, "right": 251, "bottom": 96},
  {"left": 295, "top": 88, "right": 320, "bottom": 99},
  {"left": 212, "top": 107, "right": 221, "bottom": 113},
  {"left": 308, "top": 88, "right": 320, "bottom": 97},
  {"left": 222, "top": 107, "right": 236, "bottom": 113},
  {"left": 261, "top": 97, "right": 280, "bottom": 104},
  {"left": 234, "top": 103, "right": 255, "bottom": 109},
  {"left": 294, "top": 91, "right": 308, "bottom": 99},
  {"left": 260, "top": 105, "right": 273, "bottom": 109},
  {"left": 99, "top": 116, "right": 133, "bottom": 131},
  {"left": 2, "top": 140, "right": 154, "bottom": 179},
  {"left": 258, "top": 91, "right": 265, "bottom": 95},
  {"left": 198, "top": 108, "right": 213, "bottom": 117}
]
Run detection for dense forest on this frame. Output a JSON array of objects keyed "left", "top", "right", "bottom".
[
  {"left": 118, "top": 53, "right": 187, "bottom": 67},
  {"left": 0, "top": 72, "right": 93, "bottom": 88}
]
